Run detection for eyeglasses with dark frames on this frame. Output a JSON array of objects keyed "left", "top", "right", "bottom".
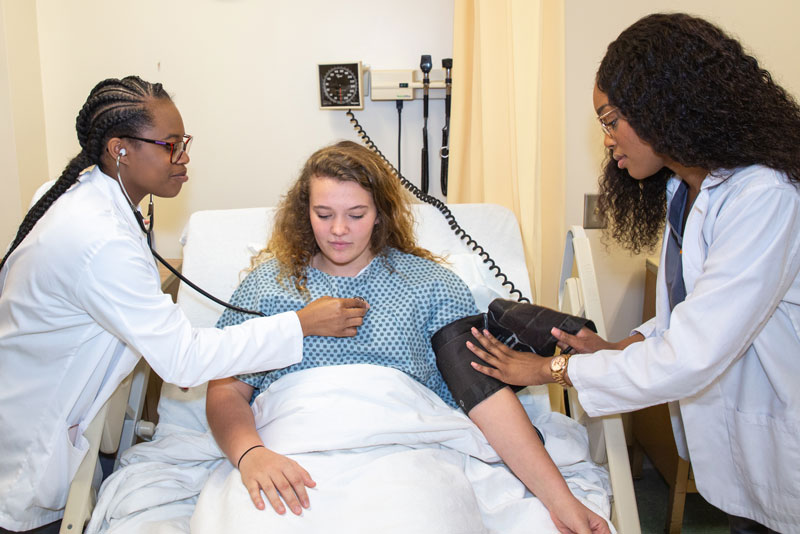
[{"left": 120, "top": 134, "right": 193, "bottom": 163}]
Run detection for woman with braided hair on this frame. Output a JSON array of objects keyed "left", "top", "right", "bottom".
[
  {"left": 465, "top": 13, "right": 800, "bottom": 533},
  {"left": 0, "top": 76, "right": 367, "bottom": 533}
]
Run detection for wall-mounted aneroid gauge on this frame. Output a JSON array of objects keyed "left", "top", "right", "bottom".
[{"left": 318, "top": 62, "right": 364, "bottom": 110}]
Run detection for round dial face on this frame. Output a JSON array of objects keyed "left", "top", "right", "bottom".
[
  {"left": 550, "top": 356, "right": 566, "bottom": 372},
  {"left": 321, "top": 65, "right": 360, "bottom": 107}
]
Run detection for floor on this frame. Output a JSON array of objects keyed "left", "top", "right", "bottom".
[{"left": 634, "top": 455, "right": 729, "bottom": 534}]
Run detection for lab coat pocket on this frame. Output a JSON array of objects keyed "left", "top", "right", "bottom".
[
  {"left": 32, "top": 424, "right": 91, "bottom": 509},
  {"left": 729, "top": 410, "right": 800, "bottom": 498}
]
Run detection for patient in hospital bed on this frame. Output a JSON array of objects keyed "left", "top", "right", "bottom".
[{"left": 199, "top": 140, "right": 610, "bottom": 534}]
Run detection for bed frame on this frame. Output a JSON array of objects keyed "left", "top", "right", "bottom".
[
  {"left": 60, "top": 208, "right": 641, "bottom": 534},
  {"left": 558, "top": 226, "right": 641, "bottom": 534}
]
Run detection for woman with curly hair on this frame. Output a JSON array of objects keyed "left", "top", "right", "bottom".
[
  {"left": 466, "top": 13, "right": 800, "bottom": 533},
  {"left": 205, "top": 140, "right": 610, "bottom": 534}
]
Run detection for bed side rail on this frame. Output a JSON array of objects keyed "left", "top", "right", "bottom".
[{"left": 558, "top": 226, "right": 641, "bottom": 534}]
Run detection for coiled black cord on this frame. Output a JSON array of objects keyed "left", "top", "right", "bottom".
[{"left": 346, "top": 110, "right": 529, "bottom": 303}]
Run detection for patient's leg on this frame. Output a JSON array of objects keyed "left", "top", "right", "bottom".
[{"left": 469, "top": 387, "right": 610, "bottom": 534}]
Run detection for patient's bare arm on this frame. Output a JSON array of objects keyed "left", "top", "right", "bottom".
[
  {"left": 469, "top": 388, "right": 611, "bottom": 534},
  {"left": 206, "top": 378, "right": 315, "bottom": 515}
]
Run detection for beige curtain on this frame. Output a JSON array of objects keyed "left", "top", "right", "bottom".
[{"left": 449, "top": 0, "right": 565, "bottom": 307}]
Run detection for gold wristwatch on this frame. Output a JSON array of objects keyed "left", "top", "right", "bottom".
[{"left": 550, "top": 354, "right": 571, "bottom": 388}]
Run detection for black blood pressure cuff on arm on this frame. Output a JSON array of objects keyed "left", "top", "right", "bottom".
[{"left": 432, "top": 299, "right": 596, "bottom": 416}]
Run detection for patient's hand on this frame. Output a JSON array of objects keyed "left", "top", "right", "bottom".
[
  {"left": 238, "top": 447, "right": 316, "bottom": 516},
  {"left": 466, "top": 328, "right": 549, "bottom": 386},
  {"left": 550, "top": 497, "right": 611, "bottom": 534},
  {"left": 296, "top": 296, "right": 369, "bottom": 337}
]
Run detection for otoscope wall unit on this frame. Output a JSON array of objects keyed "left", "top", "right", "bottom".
[
  {"left": 317, "top": 56, "right": 454, "bottom": 197},
  {"left": 317, "top": 60, "right": 451, "bottom": 108},
  {"left": 370, "top": 68, "right": 449, "bottom": 101}
]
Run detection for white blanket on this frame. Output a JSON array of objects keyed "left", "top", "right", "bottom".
[{"left": 89, "top": 365, "right": 612, "bottom": 534}]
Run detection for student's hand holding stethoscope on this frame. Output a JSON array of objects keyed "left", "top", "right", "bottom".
[{"left": 296, "top": 296, "right": 369, "bottom": 337}]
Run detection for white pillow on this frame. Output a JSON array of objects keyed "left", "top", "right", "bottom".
[{"left": 444, "top": 253, "right": 507, "bottom": 311}]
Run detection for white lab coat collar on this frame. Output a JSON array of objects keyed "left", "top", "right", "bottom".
[
  {"left": 666, "top": 169, "right": 735, "bottom": 295},
  {"left": 81, "top": 165, "right": 147, "bottom": 237}
]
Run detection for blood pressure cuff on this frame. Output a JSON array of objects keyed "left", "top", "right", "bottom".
[{"left": 432, "top": 299, "right": 596, "bottom": 415}]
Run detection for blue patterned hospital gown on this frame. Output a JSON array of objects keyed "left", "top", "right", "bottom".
[{"left": 217, "top": 248, "right": 479, "bottom": 408}]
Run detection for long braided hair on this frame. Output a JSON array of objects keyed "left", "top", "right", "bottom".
[{"left": 0, "top": 76, "right": 171, "bottom": 271}]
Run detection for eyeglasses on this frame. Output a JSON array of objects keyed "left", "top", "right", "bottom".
[
  {"left": 121, "top": 134, "right": 193, "bottom": 163},
  {"left": 597, "top": 108, "right": 623, "bottom": 138}
]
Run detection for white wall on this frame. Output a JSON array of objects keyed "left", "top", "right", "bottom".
[
  {"left": 0, "top": 0, "right": 40, "bottom": 251},
  {"left": 32, "top": 0, "right": 453, "bottom": 257},
  {"left": 0, "top": 5, "right": 20, "bottom": 250},
  {"left": 11, "top": 0, "right": 800, "bottom": 335},
  {"left": 565, "top": 0, "right": 800, "bottom": 341}
]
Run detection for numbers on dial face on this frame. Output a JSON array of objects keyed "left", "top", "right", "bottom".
[{"left": 320, "top": 65, "right": 360, "bottom": 107}]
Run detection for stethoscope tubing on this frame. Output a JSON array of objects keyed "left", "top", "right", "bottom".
[
  {"left": 116, "top": 155, "right": 264, "bottom": 317},
  {"left": 149, "top": 246, "right": 265, "bottom": 317}
]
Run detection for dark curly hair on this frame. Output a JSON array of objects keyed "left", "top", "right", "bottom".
[
  {"left": 596, "top": 13, "right": 800, "bottom": 253},
  {"left": 0, "top": 76, "right": 170, "bottom": 271}
]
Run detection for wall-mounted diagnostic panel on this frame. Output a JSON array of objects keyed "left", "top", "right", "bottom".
[
  {"left": 370, "top": 68, "right": 447, "bottom": 101},
  {"left": 318, "top": 62, "right": 364, "bottom": 110}
]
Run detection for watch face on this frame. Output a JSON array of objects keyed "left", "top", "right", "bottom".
[{"left": 551, "top": 356, "right": 566, "bottom": 371}]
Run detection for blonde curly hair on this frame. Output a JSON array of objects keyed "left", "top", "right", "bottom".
[{"left": 249, "top": 140, "right": 437, "bottom": 292}]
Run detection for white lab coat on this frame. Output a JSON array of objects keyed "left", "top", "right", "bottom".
[
  {"left": 570, "top": 165, "right": 800, "bottom": 533},
  {"left": 0, "top": 166, "right": 303, "bottom": 531}
]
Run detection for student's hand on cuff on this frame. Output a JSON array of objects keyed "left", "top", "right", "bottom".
[
  {"left": 466, "top": 327, "right": 549, "bottom": 386},
  {"left": 552, "top": 326, "right": 614, "bottom": 355}
]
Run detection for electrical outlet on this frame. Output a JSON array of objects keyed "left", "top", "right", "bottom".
[{"left": 583, "top": 193, "right": 606, "bottom": 229}]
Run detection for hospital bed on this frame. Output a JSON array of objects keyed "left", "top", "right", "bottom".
[{"left": 63, "top": 203, "right": 640, "bottom": 534}]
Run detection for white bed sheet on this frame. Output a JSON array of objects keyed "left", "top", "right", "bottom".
[{"left": 88, "top": 366, "right": 611, "bottom": 534}]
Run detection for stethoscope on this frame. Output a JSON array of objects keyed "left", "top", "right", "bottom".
[{"left": 115, "top": 150, "right": 265, "bottom": 317}]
